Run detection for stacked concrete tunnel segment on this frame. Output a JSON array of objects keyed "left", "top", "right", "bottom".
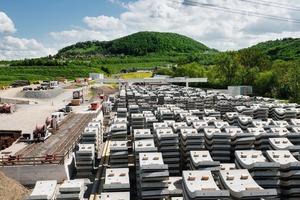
[{"left": 8, "top": 81, "right": 300, "bottom": 199}]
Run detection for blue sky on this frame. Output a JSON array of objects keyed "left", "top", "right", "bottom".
[{"left": 0, "top": 0, "right": 300, "bottom": 60}]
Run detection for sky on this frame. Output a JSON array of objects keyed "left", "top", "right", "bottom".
[{"left": 0, "top": 0, "right": 300, "bottom": 60}]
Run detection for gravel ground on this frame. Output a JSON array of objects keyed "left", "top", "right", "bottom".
[{"left": 20, "top": 88, "right": 65, "bottom": 99}]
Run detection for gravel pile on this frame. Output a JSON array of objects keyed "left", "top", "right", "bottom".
[
  {"left": 21, "top": 89, "right": 64, "bottom": 99},
  {"left": 0, "top": 171, "right": 30, "bottom": 200}
]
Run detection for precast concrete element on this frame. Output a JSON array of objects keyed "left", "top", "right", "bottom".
[
  {"left": 167, "top": 176, "right": 183, "bottom": 198},
  {"left": 237, "top": 115, "right": 253, "bottom": 130},
  {"left": 269, "top": 137, "right": 300, "bottom": 153},
  {"left": 182, "top": 170, "right": 230, "bottom": 199},
  {"left": 109, "top": 141, "right": 128, "bottom": 168},
  {"left": 189, "top": 109, "right": 204, "bottom": 119},
  {"left": 100, "top": 192, "right": 130, "bottom": 200},
  {"left": 137, "top": 152, "right": 169, "bottom": 199},
  {"left": 144, "top": 116, "right": 158, "bottom": 133},
  {"left": 178, "top": 112, "right": 192, "bottom": 122},
  {"left": 289, "top": 118, "right": 300, "bottom": 126},
  {"left": 172, "top": 122, "right": 189, "bottom": 133},
  {"left": 164, "top": 120, "right": 176, "bottom": 127},
  {"left": 251, "top": 119, "right": 271, "bottom": 128},
  {"left": 133, "top": 129, "right": 153, "bottom": 141},
  {"left": 235, "top": 106, "right": 254, "bottom": 117},
  {"left": 223, "top": 127, "right": 255, "bottom": 151},
  {"left": 130, "top": 113, "right": 145, "bottom": 130},
  {"left": 191, "top": 120, "right": 208, "bottom": 132},
  {"left": 251, "top": 105, "right": 269, "bottom": 120},
  {"left": 82, "top": 125, "right": 99, "bottom": 148},
  {"left": 272, "top": 120, "right": 289, "bottom": 128},
  {"left": 219, "top": 169, "right": 277, "bottom": 199},
  {"left": 266, "top": 150, "right": 300, "bottom": 197},
  {"left": 113, "top": 117, "right": 128, "bottom": 124},
  {"left": 110, "top": 123, "right": 128, "bottom": 141},
  {"left": 204, "top": 108, "right": 221, "bottom": 118},
  {"left": 190, "top": 151, "right": 220, "bottom": 172},
  {"left": 213, "top": 120, "right": 230, "bottom": 129},
  {"left": 56, "top": 179, "right": 85, "bottom": 200},
  {"left": 202, "top": 117, "right": 217, "bottom": 125},
  {"left": 116, "top": 108, "right": 127, "bottom": 118},
  {"left": 153, "top": 122, "right": 168, "bottom": 133},
  {"left": 204, "top": 127, "right": 231, "bottom": 162},
  {"left": 223, "top": 109, "right": 240, "bottom": 124},
  {"left": 155, "top": 128, "right": 180, "bottom": 175},
  {"left": 157, "top": 109, "right": 174, "bottom": 121},
  {"left": 103, "top": 168, "right": 130, "bottom": 192},
  {"left": 25, "top": 180, "right": 57, "bottom": 200},
  {"left": 75, "top": 144, "right": 95, "bottom": 178},
  {"left": 220, "top": 163, "right": 236, "bottom": 170},
  {"left": 179, "top": 127, "right": 205, "bottom": 170},
  {"left": 235, "top": 150, "right": 281, "bottom": 191}
]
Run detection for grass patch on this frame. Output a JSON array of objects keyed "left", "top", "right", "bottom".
[{"left": 120, "top": 72, "right": 153, "bottom": 79}]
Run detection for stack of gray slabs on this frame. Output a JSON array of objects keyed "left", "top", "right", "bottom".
[
  {"left": 131, "top": 113, "right": 145, "bottom": 130},
  {"left": 238, "top": 115, "right": 253, "bottom": 130},
  {"left": 189, "top": 151, "right": 220, "bottom": 174},
  {"left": 234, "top": 150, "right": 281, "bottom": 193},
  {"left": 144, "top": 116, "right": 158, "bottom": 133},
  {"left": 216, "top": 100, "right": 232, "bottom": 116},
  {"left": 103, "top": 168, "right": 130, "bottom": 192},
  {"left": 189, "top": 109, "right": 204, "bottom": 119},
  {"left": 109, "top": 141, "right": 128, "bottom": 168},
  {"left": 158, "top": 109, "right": 174, "bottom": 121},
  {"left": 117, "top": 108, "right": 127, "bottom": 118},
  {"left": 167, "top": 177, "right": 183, "bottom": 198},
  {"left": 110, "top": 123, "right": 128, "bottom": 141},
  {"left": 182, "top": 170, "right": 230, "bottom": 200},
  {"left": 137, "top": 152, "right": 169, "bottom": 199},
  {"left": 286, "top": 125, "right": 300, "bottom": 145},
  {"left": 224, "top": 112, "right": 239, "bottom": 126},
  {"left": 213, "top": 120, "right": 230, "bottom": 129},
  {"left": 184, "top": 115, "right": 199, "bottom": 126},
  {"left": 178, "top": 112, "right": 192, "bottom": 122},
  {"left": 133, "top": 129, "right": 153, "bottom": 141},
  {"left": 219, "top": 169, "right": 277, "bottom": 199},
  {"left": 172, "top": 122, "right": 189, "bottom": 133},
  {"left": 223, "top": 127, "right": 255, "bottom": 151},
  {"left": 75, "top": 144, "right": 95, "bottom": 178},
  {"left": 155, "top": 128, "right": 180, "bottom": 175},
  {"left": 56, "top": 179, "right": 85, "bottom": 200},
  {"left": 204, "top": 108, "right": 221, "bottom": 119},
  {"left": 266, "top": 150, "right": 300, "bottom": 197},
  {"left": 204, "top": 127, "right": 231, "bottom": 162},
  {"left": 246, "top": 127, "right": 266, "bottom": 150},
  {"left": 179, "top": 128, "right": 205, "bottom": 170},
  {"left": 251, "top": 105, "right": 269, "bottom": 120},
  {"left": 139, "top": 103, "right": 151, "bottom": 111},
  {"left": 158, "top": 94, "right": 165, "bottom": 105},
  {"left": 191, "top": 120, "right": 209, "bottom": 132},
  {"left": 268, "top": 137, "right": 300, "bottom": 154},
  {"left": 235, "top": 106, "right": 254, "bottom": 117},
  {"left": 134, "top": 139, "right": 157, "bottom": 168}
]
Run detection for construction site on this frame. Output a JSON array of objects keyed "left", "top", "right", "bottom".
[{"left": 1, "top": 77, "right": 300, "bottom": 200}]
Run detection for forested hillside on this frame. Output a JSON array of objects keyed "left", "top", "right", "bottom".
[
  {"left": 57, "top": 31, "right": 214, "bottom": 57},
  {"left": 251, "top": 38, "right": 300, "bottom": 61}
]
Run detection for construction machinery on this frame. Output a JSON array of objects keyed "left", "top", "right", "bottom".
[
  {"left": 0, "top": 103, "right": 16, "bottom": 113},
  {"left": 71, "top": 89, "right": 84, "bottom": 106},
  {"left": 90, "top": 101, "right": 99, "bottom": 110}
]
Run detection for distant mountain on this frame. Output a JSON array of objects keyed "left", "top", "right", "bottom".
[
  {"left": 57, "top": 31, "right": 215, "bottom": 57},
  {"left": 250, "top": 38, "right": 300, "bottom": 61}
]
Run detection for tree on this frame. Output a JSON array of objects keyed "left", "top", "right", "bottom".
[{"left": 214, "top": 51, "right": 239, "bottom": 86}]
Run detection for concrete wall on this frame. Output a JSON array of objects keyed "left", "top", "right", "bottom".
[{"left": 0, "top": 164, "right": 68, "bottom": 186}]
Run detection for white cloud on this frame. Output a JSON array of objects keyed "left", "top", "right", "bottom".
[
  {"left": 83, "top": 15, "right": 126, "bottom": 30},
  {"left": 47, "top": 0, "right": 300, "bottom": 53},
  {"left": 0, "top": 12, "right": 16, "bottom": 33},
  {"left": 0, "top": 36, "right": 56, "bottom": 60}
]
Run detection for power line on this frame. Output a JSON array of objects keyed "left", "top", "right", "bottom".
[
  {"left": 176, "top": 0, "right": 300, "bottom": 24},
  {"left": 239, "top": 0, "right": 300, "bottom": 12}
]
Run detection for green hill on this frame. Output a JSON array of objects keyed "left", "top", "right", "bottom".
[
  {"left": 250, "top": 38, "right": 300, "bottom": 61},
  {"left": 57, "top": 31, "right": 214, "bottom": 57}
]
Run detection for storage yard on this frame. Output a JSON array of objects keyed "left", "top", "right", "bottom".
[{"left": 2, "top": 81, "right": 300, "bottom": 199}]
